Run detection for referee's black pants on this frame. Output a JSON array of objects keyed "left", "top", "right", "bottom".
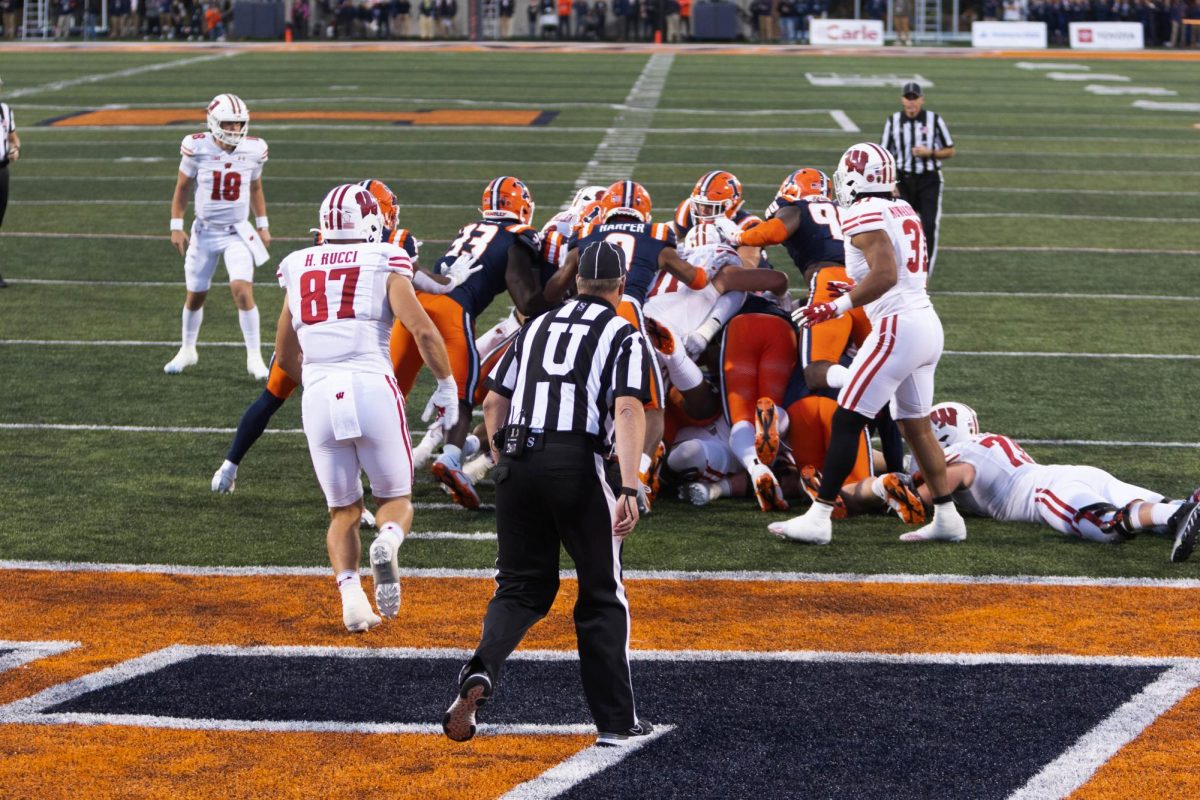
[
  {"left": 465, "top": 441, "right": 637, "bottom": 733},
  {"left": 0, "top": 163, "right": 9, "bottom": 227},
  {"left": 897, "top": 170, "right": 943, "bottom": 273}
]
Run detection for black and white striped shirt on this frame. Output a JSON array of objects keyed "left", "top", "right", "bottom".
[
  {"left": 487, "top": 296, "right": 651, "bottom": 444},
  {"left": 881, "top": 109, "right": 954, "bottom": 176},
  {"left": 0, "top": 103, "right": 14, "bottom": 162}
]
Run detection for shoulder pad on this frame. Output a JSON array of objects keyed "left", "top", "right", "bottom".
[
  {"left": 652, "top": 223, "right": 676, "bottom": 245},
  {"left": 673, "top": 200, "right": 691, "bottom": 229},
  {"left": 390, "top": 228, "right": 421, "bottom": 259},
  {"left": 508, "top": 224, "right": 540, "bottom": 252},
  {"left": 180, "top": 132, "right": 204, "bottom": 156}
]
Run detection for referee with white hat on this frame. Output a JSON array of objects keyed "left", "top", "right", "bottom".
[
  {"left": 443, "top": 239, "right": 655, "bottom": 748},
  {"left": 881, "top": 81, "right": 955, "bottom": 274},
  {"left": 0, "top": 76, "right": 20, "bottom": 289}
]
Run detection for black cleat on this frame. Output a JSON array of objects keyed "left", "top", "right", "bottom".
[
  {"left": 443, "top": 673, "right": 492, "bottom": 742},
  {"left": 0, "top": 274, "right": 7, "bottom": 289},
  {"left": 1169, "top": 503, "right": 1198, "bottom": 564},
  {"left": 596, "top": 720, "right": 655, "bottom": 747}
]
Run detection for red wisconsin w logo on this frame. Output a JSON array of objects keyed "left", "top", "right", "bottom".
[
  {"left": 336, "top": 392, "right": 345, "bottom": 400},
  {"left": 930, "top": 407, "right": 958, "bottom": 426}
]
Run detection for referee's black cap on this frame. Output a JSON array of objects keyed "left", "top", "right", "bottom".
[
  {"left": 901, "top": 81, "right": 923, "bottom": 99},
  {"left": 579, "top": 240, "right": 627, "bottom": 280}
]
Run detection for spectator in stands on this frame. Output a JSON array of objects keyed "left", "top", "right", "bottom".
[
  {"left": 290, "top": 0, "right": 310, "bottom": 37},
  {"left": 590, "top": 0, "right": 607, "bottom": 37},
  {"left": 573, "top": 0, "right": 587, "bottom": 37},
  {"left": 1002, "top": 0, "right": 1028, "bottom": 19},
  {"left": 538, "top": 0, "right": 556, "bottom": 36},
  {"left": 679, "top": 0, "right": 690, "bottom": 37},
  {"left": 390, "top": 0, "right": 409, "bottom": 36},
  {"left": 663, "top": 0, "right": 678, "bottom": 39},
  {"left": 54, "top": 0, "right": 74, "bottom": 37},
  {"left": 750, "top": 0, "right": 770, "bottom": 40},
  {"left": 621, "top": 0, "right": 638, "bottom": 39},
  {"left": 778, "top": 0, "right": 796, "bottom": 40},
  {"left": 498, "top": 0, "right": 513, "bottom": 36},
  {"left": 418, "top": 0, "right": 434, "bottom": 37},
  {"left": 640, "top": 0, "right": 655, "bottom": 38},
  {"left": 436, "top": 0, "right": 455, "bottom": 36},
  {"left": 109, "top": 0, "right": 130, "bottom": 36},
  {"left": 557, "top": 0, "right": 571, "bottom": 36},
  {"left": 894, "top": 0, "right": 913, "bottom": 43},
  {"left": 982, "top": 0, "right": 1000, "bottom": 17},
  {"left": 1, "top": 0, "right": 17, "bottom": 40}
]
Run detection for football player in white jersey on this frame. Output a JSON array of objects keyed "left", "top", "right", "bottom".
[
  {"left": 274, "top": 184, "right": 459, "bottom": 632},
  {"left": 892, "top": 403, "right": 1198, "bottom": 563},
  {"left": 165, "top": 94, "right": 273, "bottom": 378},
  {"left": 770, "top": 143, "right": 966, "bottom": 546}
]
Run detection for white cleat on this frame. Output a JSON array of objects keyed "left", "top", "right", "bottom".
[
  {"left": 899, "top": 509, "right": 968, "bottom": 543},
  {"left": 768, "top": 507, "right": 833, "bottom": 545},
  {"left": 462, "top": 451, "right": 494, "bottom": 483},
  {"left": 411, "top": 426, "right": 445, "bottom": 470},
  {"left": 359, "top": 507, "right": 376, "bottom": 528},
  {"left": 211, "top": 460, "right": 238, "bottom": 494},
  {"left": 247, "top": 353, "right": 270, "bottom": 380},
  {"left": 342, "top": 586, "right": 382, "bottom": 633},
  {"left": 163, "top": 346, "right": 198, "bottom": 374},
  {"left": 369, "top": 535, "right": 401, "bottom": 619},
  {"left": 679, "top": 481, "right": 714, "bottom": 507}
]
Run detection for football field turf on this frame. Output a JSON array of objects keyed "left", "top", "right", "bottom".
[{"left": 0, "top": 43, "right": 1198, "bottom": 798}]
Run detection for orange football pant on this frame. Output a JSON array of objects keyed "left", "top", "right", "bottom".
[
  {"left": 617, "top": 299, "right": 662, "bottom": 410},
  {"left": 721, "top": 313, "right": 796, "bottom": 425},
  {"left": 803, "top": 265, "right": 871, "bottom": 366},
  {"left": 787, "top": 395, "right": 873, "bottom": 484},
  {"left": 265, "top": 360, "right": 299, "bottom": 401},
  {"left": 390, "top": 293, "right": 476, "bottom": 402}
]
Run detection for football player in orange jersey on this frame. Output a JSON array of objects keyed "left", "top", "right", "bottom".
[
  {"left": 211, "top": 178, "right": 470, "bottom": 499},
  {"left": 671, "top": 170, "right": 766, "bottom": 270},
  {"left": 391, "top": 176, "right": 561, "bottom": 509}
]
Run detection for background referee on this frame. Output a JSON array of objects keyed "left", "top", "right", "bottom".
[
  {"left": 881, "top": 81, "right": 955, "bottom": 273},
  {"left": 443, "top": 240, "right": 654, "bottom": 747},
  {"left": 0, "top": 76, "right": 20, "bottom": 289}
]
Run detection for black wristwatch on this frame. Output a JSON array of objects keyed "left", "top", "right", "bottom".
[{"left": 619, "top": 487, "right": 638, "bottom": 497}]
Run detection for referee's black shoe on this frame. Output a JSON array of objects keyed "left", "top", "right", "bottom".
[
  {"left": 597, "top": 720, "right": 655, "bottom": 747},
  {"left": 443, "top": 672, "right": 492, "bottom": 742},
  {"left": 1169, "top": 503, "right": 1198, "bottom": 563},
  {"left": 0, "top": 274, "right": 7, "bottom": 288}
]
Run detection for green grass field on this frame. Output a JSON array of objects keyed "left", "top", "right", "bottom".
[{"left": 1, "top": 46, "right": 1197, "bottom": 578}]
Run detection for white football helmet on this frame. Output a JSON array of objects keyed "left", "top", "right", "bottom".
[
  {"left": 206, "top": 93, "right": 249, "bottom": 148},
  {"left": 319, "top": 183, "right": 384, "bottom": 244},
  {"left": 832, "top": 143, "right": 896, "bottom": 208},
  {"left": 680, "top": 223, "right": 741, "bottom": 273},
  {"left": 569, "top": 185, "right": 607, "bottom": 215},
  {"left": 929, "top": 402, "right": 980, "bottom": 448}
]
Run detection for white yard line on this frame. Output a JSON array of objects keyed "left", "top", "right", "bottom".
[
  {"left": 573, "top": 52, "right": 674, "bottom": 189},
  {"left": 0, "top": 640, "right": 80, "bottom": 675},
  {"left": 2, "top": 52, "right": 240, "bottom": 100},
  {"left": 406, "top": 531, "right": 497, "bottom": 541},
  {"left": 4, "top": 560, "right": 1200, "bottom": 588},
  {"left": 937, "top": 291, "right": 1197, "bottom": 302},
  {"left": 941, "top": 245, "right": 1200, "bottom": 256},
  {"left": 1007, "top": 663, "right": 1200, "bottom": 800}
]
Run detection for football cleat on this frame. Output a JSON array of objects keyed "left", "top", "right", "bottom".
[
  {"left": 247, "top": 353, "right": 270, "bottom": 380},
  {"left": 359, "top": 507, "right": 376, "bottom": 528},
  {"left": 597, "top": 720, "right": 656, "bottom": 747},
  {"left": 462, "top": 451, "right": 494, "bottom": 483},
  {"left": 341, "top": 586, "right": 382, "bottom": 633},
  {"left": 1169, "top": 503, "right": 1198, "bottom": 564},
  {"left": 880, "top": 473, "right": 926, "bottom": 525},
  {"left": 751, "top": 462, "right": 788, "bottom": 513},
  {"left": 637, "top": 483, "right": 652, "bottom": 516},
  {"left": 641, "top": 441, "right": 667, "bottom": 502},
  {"left": 899, "top": 504, "right": 968, "bottom": 543},
  {"left": 211, "top": 460, "right": 238, "bottom": 494},
  {"left": 798, "top": 465, "right": 847, "bottom": 519},
  {"left": 411, "top": 425, "right": 445, "bottom": 471},
  {"left": 679, "top": 481, "right": 715, "bottom": 507},
  {"left": 443, "top": 672, "right": 493, "bottom": 742},
  {"left": 754, "top": 398, "right": 780, "bottom": 466},
  {"left": 163, "top": 346, "right": 198, "bottom": 374},
  {"left": 369, "top": 535, "right": 401, "bottom": 619},
  {"left": 432, "top": 454, "right": 481, "bottom": 510},
  {"left": 768, "top": 505, "right": 833, "bottom": 545}
]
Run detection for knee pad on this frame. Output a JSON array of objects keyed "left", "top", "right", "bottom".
[{"left": 667, "top": 439, "right": 707, "bottom": 478}]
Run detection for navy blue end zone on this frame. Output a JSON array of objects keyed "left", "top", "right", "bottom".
[{"left": 45, "top": 654, "right": 1161, "bottom": 799}]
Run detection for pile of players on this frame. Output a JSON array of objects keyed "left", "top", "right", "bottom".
[{"left": 208, "top": 146, "right": 1199, "bottom": 564}]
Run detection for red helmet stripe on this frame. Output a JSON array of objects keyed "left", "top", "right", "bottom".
[{"left": 333, "top": 184, "right": 354, "bottom": 229}]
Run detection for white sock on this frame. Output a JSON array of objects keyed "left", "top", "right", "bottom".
[
  {"left": 378, "top": 522, "right": 405, "bottom": 549},
  {"left": 826, "top": 364, "right": 850, "bottom": 389},
  {"left": 870, "top": 476, "right": 886, "bottom": 500},
  {"left": 807, "top": 501, "right": 834, "bottom": 521},
  {"left": 1130, "top": 501, "right": 1180, "bottom": 530},
  {"left": 238, "top": 306, "right": 261, "bottom": 353},
  {"left": 182, "top": 306, "right": 204, "bottom": 348},
  {"left": 441, "top": 443, "right": 462, "bottom": 468},
  {"left": 729, "top": 420, "right": 757, "bottom": 472},
  {"left": 713, "top": 478, "right": 732, "bottom": 499},
  {"left": 336, "top": 570, "right": 361, "bottom": 592},
  {"left": 934, "top": 500, "right": 963, "bottom": 525},
  {"left": 220, "top": 459, "right": 238, "bottom": 475},
  {"left": 639, "top": 452, "right": 652, "bottom": 475}
]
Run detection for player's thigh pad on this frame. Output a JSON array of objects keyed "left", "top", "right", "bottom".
[
  {"left": 355, "top": 374, "right": 415, "bottom": 499},
  {"left": 301, "top": 381, "right": 366, "bottom": 508},
  {"left": 183, "top": 226, "right": 221, "bottom": 292}
]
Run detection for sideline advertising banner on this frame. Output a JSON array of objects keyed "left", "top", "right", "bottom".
[
  {"left": 1069, "top": 22, "right": 1145, "bottom": 50},
  {"left": 810, "top": 19, "right": 886, "bottom": 46},
  {"left": 971, "top": 21, "right": 1048, "bottom": 49}
]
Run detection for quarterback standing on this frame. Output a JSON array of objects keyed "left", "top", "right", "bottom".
[
  {"left": 274, "top": 184, "right": 458, "bottom": 632},
  {"left": 165, "top": 94, "right": 272, "bottom": 379}
]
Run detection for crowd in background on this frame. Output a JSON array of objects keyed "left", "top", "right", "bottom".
[{"left": 0, "top": 0, "right": 1196, "bottom": 46}]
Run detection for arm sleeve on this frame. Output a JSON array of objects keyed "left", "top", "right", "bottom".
[
  {"left": 738, "top": 216, "right": 789, "bottom": 248},
  {"left": 485, "top": 329, "right": 524, "bottom": 398},
  {"left": 612, "top": 330, "right": 652, "bottom": 402}
]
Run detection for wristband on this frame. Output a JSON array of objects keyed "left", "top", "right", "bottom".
[
  {"left": 619, "top": 487, "right": 639, "bottom": 497},
  {"left": 255, "top": 216, "right": 269, "bottom": 230},
  {"left": 832, "top": 294, "right": 854, "bottom": 315},
  {"left": 170, "top": 218, "right": 184, "bottom": 232},
  {"left": 687, "top": 268, "right": 709, "bottom": 291}
]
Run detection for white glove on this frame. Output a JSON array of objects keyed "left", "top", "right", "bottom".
[
  {"left": 711, "top": 215, "right": 744, "bottom": 246},
  {"left": 684, "top": 317, "right": 723, "bottom": 360},
  {"left": 422, "top": 376, "right": 460, "bottom": 430},
  {"left": 442, "top": 253, "right": 483, "bottom": 290}
]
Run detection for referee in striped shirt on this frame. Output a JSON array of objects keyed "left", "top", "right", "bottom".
[
  {"left": 0, "top": 78, "right": 19, "bottom": 289},
  {"left": 444, "top": 239, "right": 655, "bottom": 747},
  {"left": 881, "top": 81, "right": 955, "bottom": 273}
]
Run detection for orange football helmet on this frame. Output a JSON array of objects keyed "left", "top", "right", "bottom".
[
  {"left": 575, "top": 189, "right": 608, "bottom": 234},
  {"left": 358, "top": 179, "right": 398, "bottom": 230},
  {"left": 689, "top": 170, "right": 744, "bottom": 222},
  {"left": 778, "top": 168, "right": 832, "bottom": 203},
  {"left": 481, "top": 176, "right": 535, "bottom": 225},
  {"left": 601, "top": 180, "right": 653, "bottom": 223}
]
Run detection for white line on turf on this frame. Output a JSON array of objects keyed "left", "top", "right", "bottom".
[
  {"left": 573, "top": 52, "right": 674, "bottom": 188},
  {"left": 1006, "top": 663, "right": 1200, "bottom": 800},
  {"left": 4, "top": 560, "right": 1200, "bottom": 588},
  {"left": 936, "top": 291, "right": 1197, "bottom": 303},
  {"left": 0, "top": 640, "right": 80, "bottom": 675},
  {"left": 941, "top": 246, "right": 1200, "bottom": 256},
  {"left": 406, "top": 531, "right": 497, "bottom": 541},
  {"left": 2, "top": 52, "right": 241, "bottom": 100}
]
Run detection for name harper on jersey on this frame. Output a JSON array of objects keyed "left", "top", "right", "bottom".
[
  {"left": 306, "top": 250, "right": 359, "bottom": 267},
  {"left": 600, "top": 222, "right": 648, "bottom": 233}
]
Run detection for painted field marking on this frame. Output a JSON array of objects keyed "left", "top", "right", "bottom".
[
  {"left": 406, "top": 531, "right": 497, "bottom": 541},
  {"left": 1015, "top": 62, "right": 1091, "bottom": 70},
  {"left": 0, "top": 641, "right": 79, "bottom": 675},
  {"left": 0, "top": 52, "right": 240, "bottom": 99},
  {"left": 4, "top": 560, "right": 1200, "bottom": 588},
  {"left": 1085, "top": 85, "right": 1177, "bottom": 96},
  {"left": 936, "top": 290, "right": 1197, "bottom": 302},
  {"left": 1133, "top": 100, "right": 1200, "bottom": 112},
  {"left": 1007, "top": 662, "right": 1200, "bottom": 800},
  {"left": 941, "top": 245, "right": 1200, "bottom": 255},
  {"left": 804, "top": 73, "right": 931, "bottom": 88},
  {"left": 1046, "top": 72, "right": 1130, "bottom": 82}
]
